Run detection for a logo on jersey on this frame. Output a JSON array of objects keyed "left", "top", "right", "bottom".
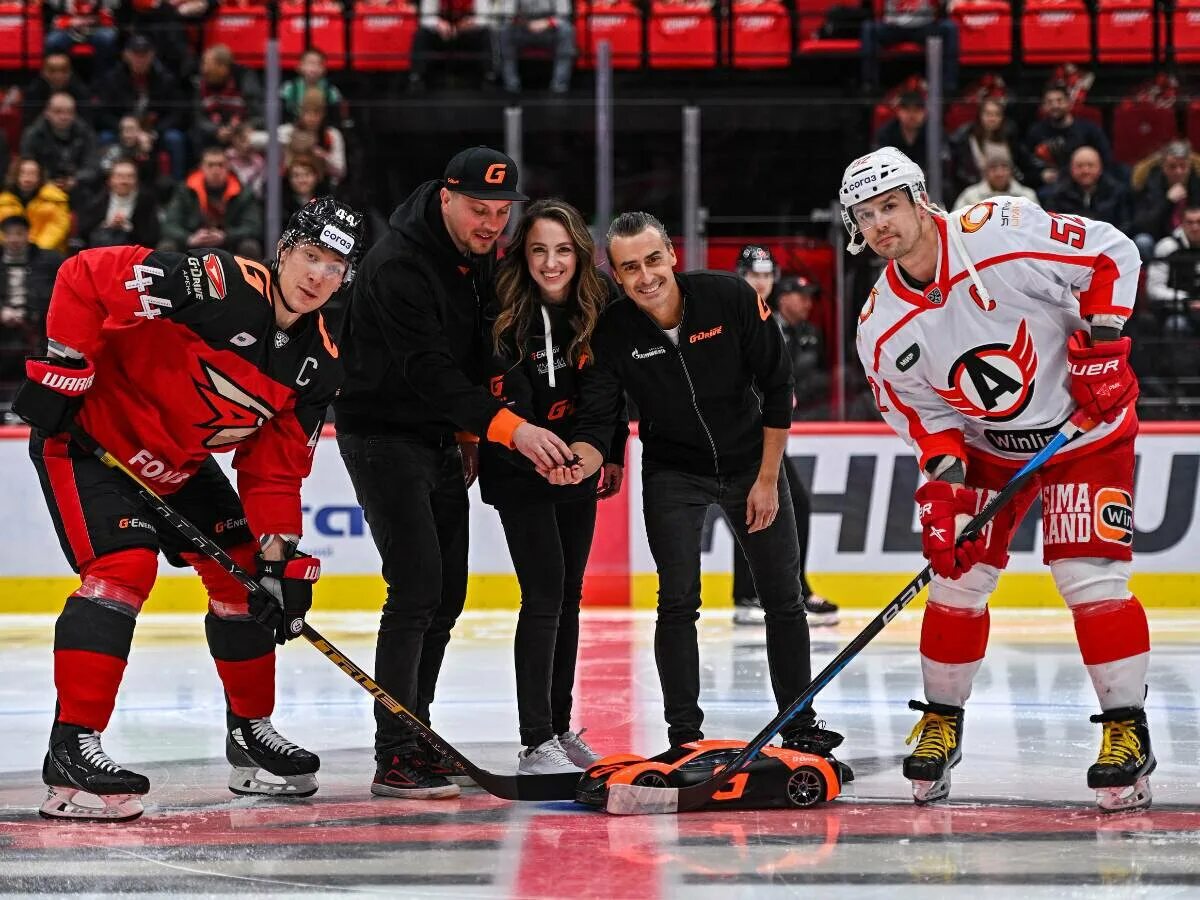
[
  {"left": 230, "top": 332, "right": 256, "bottom": 347},
  {"left": 934, "top": 319, "right": 1037, "bottom": 422},
  {"left": 1095, "top": 487, "right": 1134, "bottom": 545},
  {"left": 632, "top": 346, "right": 667, "bottom": 360},
  {"left": 194, "top": 361, "right": 276, "bottom": 448},
  {"left": 926, "top": 287, "right": 944, "bottom": 306},
  {"left": 896, "top": 343, "right": 920, "bottom": 372},
  {"left": 959, "top": 202, "right": 995, "bottom": 234},
  {"left": 203, "top": 253, "right": 227, "bottom": 299},
  {"left": 859, "top": 288, "right": 878, "bottom": 324},
  {"left": 274, "top": 331, "right": 290, "bottom": 349}
]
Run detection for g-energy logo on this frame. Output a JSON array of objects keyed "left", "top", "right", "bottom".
[{"left": 632, "top": 346, "right": 667, "bottom": 360}]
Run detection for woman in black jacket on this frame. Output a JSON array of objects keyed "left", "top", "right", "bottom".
[{"left": 483, "top": 198, "right": 627, "bottom": 775}]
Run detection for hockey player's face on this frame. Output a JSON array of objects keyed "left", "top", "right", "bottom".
[
  {"left": 743, "top": 270, "right": 774, "bottom": 303},
  {"left": 610, "top": 227, "right": 678, "bottom": 309},
  {"left": 278, "top": 243, "right": 347, "bottom": 316},
  {"left": 854, "top": 190, "right": 922, "bottom": 260},
  {"left": 442, "top": 189, "right": 512, "bottom": 256},
  {"left": 525, "top": 217, "right": 578, "bottom": 304}
]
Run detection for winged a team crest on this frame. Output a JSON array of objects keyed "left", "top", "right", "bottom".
[
  {"left": 934, "top": 319, "right": 1037, "bottom": 422},
  {"left": 194, "top": 361, "right": 277, "bottom": 448}
]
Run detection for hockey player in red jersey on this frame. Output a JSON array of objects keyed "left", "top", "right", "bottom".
[
  {"left": 842, "top": 147, "right": 1153, "bottom": 812},
  {"left": 12, "top": 197, "right": 364, "bottom": 822}
]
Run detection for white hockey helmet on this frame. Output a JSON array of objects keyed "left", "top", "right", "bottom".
[{"left": 839, "top": 147, "right": 929, "bottom": 255}]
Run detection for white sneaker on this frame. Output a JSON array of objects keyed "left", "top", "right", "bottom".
[
  {"left": 517, "top": 738, "right": 580, "bottom": 775},
  {"left": 557, "top": 729, "right": 601, "bottom": 767},
  {"left": 733, "top": 597, "right": 766, "bottom": 625}
]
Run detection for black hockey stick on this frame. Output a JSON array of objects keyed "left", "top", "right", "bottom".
[
  {"left": 606, "top": 413, "right": 1092, "bottom": 814},
  {"left": 68, "top": 428, "right": 581, "bottom": 802}
]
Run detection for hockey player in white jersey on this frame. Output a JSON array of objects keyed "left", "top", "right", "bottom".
[{"left": 842, "top": 147, "right": 1153, "bottom": 812}]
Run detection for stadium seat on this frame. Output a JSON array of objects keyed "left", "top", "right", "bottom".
[
  {"left": 1096, "top": 0, "right": 1156, "bottom": 64},
  {"left": 350, "top": 3, "right": 418, "bottom": 71},
  {"left": 206, "top": 6, "right": 269, "bottom": 67},
  {"left": 1021, "top": 0, "right": 1090, "bottom": 64},
  {"left": 795, "top": 0, "right": 860, "bottom": 55},
  {"left": 648, "top": 1, "right": 717, "bottom": 68},
  {"left": 578, "top": 0, "right": 643, "bottom": 69},
  {"left": 281, "top": 2, "right": 347, "bottom": 69},
  {"left": 953, "top": 0, "right": 1012, "bottom": 66},
  {"left": 1112, "top": 100, "right": 1177, "bottom": 166},
  {"left": 0, "top": 2, "right": 42, "bottom": 70},
  {"left": 1175, "top": 0, "right": 1200, "bottom": 63},
  {"left": 731, "top": 0, "right": 791, "bottom": 69}
]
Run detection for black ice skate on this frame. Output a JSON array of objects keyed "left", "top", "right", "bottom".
[
  {"left": 1088, "top": 706, "right": 1156, "bottom": 813},
  {"left": 903, "top": 700, "right": 964, "bottom": 805},
  {"left": 226, "top": 713, "right": 319, "bottom": 798},
  {"left": 41, "top": 722, "right": 150, "bottom": 822}
]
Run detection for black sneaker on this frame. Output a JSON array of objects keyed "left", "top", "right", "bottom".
[
  {"left": 803, "top": 594, "right": 840, "bottom": 626},
  {"left": 371, "top": 752, "right": 460, "bottom": 799},
  {"left": 782, "top": 721, "right": 845, "bottom": 756},
  {"left": 423, "top": 747, "right": 475, "bottom": 787}
]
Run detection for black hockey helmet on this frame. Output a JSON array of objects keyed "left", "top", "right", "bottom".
[
  {"left": 736, "top": 244, "right": 777, "bottom": 277},
  {"left": 280, "top": 196, "right": 366, "bottom": 285}
]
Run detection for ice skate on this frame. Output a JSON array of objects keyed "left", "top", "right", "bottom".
[
  {"left": 557, "top": 729, "right": 601, "bottom": 767},
  {"left": 41, "top": 723, "right": 149, "bottom": 822},
  {"left": 226, "top": 713, "right": 319, "bottom": 798},
  {"left": 903, "top": 700, "right": 963, "bottom": 805},
  {"left": 517, "top": 737, "right": 580, "bottom": 775},
  {"left": 803, "top": 594, "right": 840, "bottom": 626},
  {"left": 733, "top": 597, "right": 766, "bottom": 626},
  {"left": 1088, "top": 707, "right": 1155, "bottom": 813}
]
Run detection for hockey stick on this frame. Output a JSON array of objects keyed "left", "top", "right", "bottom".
[
  {"left": 67, "top": 429, "right": 582, "bottom": 802},
  {"left": 606, "top": 412, "right": 1093, "bottom": 815}
]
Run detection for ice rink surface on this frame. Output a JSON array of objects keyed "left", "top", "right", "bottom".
[{"left": 2, "top": 605, "right": 1199, "bottom": 898}]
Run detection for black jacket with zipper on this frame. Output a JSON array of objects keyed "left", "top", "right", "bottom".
[
  {"left": 572, "top": 270, "right": 794, "bottom": 477},
  {"left": 334, "top": 179, "right": 510, "bottom": 442},
  {"left": 479, "top": 282, "right": 629, "bottom": 508}
]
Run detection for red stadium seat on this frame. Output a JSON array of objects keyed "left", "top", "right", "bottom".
[
  {"left": 648, "top": 2, "right": 717, "bottom": 68},
  {"left": 0, "top": 2, "right": 42, "bottom": 70},
  {"left": 578, "top": 0, "right": 643, "bottom": 69},
  {"left": 953, "top": 1, "right": 1012, "bottom": 66},
  {"left": 1175, "top": 0, "right": 1200, "bottom": 63},
  {"left": 350, "top": 3, "right": 418, "bottom": 70},
  {"left": 795, "top": 0, "right": 861, "bottom": 54},
  {"left": 1096, "top": 0, "right": 1156, "bottom": 64},
  {"left": 206, "top": 7, "right": 269, "bottom": 67},
  {"left": 1112, "top": 100, "right": 1178, "bottom": 166},
  {"left": 1022, "top": 0, "right": 1090, "bottom": 64},
  {"left": 281, "top": 2, "right": 347, "bottom": 69},
  {"left": 731, "top": 0, "right": 791, "bottom": 69}
]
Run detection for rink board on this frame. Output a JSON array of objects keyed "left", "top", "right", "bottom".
[{"left": 2, "top": 423, "right": 1199, "bottom": 611}]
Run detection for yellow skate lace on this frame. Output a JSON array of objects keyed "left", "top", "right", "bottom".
[
  {"left": 906, "top": 712, "right": 958, "bottom": 760},
  {"left": 1097, "top": 719, "right": 1141, "bottom": 765}
]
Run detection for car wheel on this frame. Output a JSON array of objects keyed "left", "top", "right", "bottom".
[
  {"left": 785, "top": 766, "right": 826, "bottom": 808},
  {"left": 632, "top": 771, "right": 670, "bottom": 788}
]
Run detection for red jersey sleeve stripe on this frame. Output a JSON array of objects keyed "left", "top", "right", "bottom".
[
  {"left": 882, "top": 381, "right": 966, "bottom": 469},
  {"left": 873, "top": 306, "right": 929, "bottom": 372}
]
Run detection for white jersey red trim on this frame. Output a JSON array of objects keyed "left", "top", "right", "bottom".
[{"left": 856, "top": 197, "right": 1140, "bottom": 470}]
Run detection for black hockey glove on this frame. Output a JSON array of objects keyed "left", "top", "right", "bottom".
[
  {"left": 13, "top": 354, "right": 95, "bottom": 435},
  {"left": 251, "top": 547, "right": 319, "bottom": 644}
]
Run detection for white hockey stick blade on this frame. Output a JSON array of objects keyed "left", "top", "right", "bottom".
[{"left": 605, "top": 783, "right": 680, "bottom": 815}]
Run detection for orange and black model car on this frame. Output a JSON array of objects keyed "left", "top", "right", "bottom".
[{"left": 576, "top": 739, "right": 842, "bottom": 811}]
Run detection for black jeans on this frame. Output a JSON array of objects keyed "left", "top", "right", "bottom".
[
  {"left": 338, "top": 433, "right": 469, "bottom": 759},
  {"left": 643, "top": 463, "right": 813, "bottom": 747},
  {"left": 733, "top": 455, "right": 814, "bottom": 601},
  {"left": 497, "top": 496, "right": 597, "bottom": 747}
]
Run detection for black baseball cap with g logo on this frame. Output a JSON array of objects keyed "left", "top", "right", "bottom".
[{"left": 443, "top": 146, "right": 529, "bottom": 201}]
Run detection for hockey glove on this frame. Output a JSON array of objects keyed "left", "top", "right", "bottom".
[
  {"left": 12, "top": 354, "right": 95, "bottom": 435},
  {"left": 915, "top": 480, "right": 987, "bottom": 580},
  {"left": 251, "top": 548, "right": 319, "bottom": 644},
  {"left": 1066, "top": 331, "right": 1138, "bottom": 425}
]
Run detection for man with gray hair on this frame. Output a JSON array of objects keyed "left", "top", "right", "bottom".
[
  {"left": 545, "top": 211, "right": 849, "bottom": 768},
  {"left": 1133, "top": 140, "right": 1200, "bottom": 258},
  {"left": 953, "top": 148, "right": 1038, "bottom": 209}
]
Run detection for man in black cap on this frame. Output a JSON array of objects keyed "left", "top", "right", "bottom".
[{"left": 335, "top": 146, "right": 575, "bottom": 799}]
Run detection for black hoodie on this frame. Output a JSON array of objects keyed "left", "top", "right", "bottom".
[{"left": 335, "top": 180, "right": 516, "bottom": 443}]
